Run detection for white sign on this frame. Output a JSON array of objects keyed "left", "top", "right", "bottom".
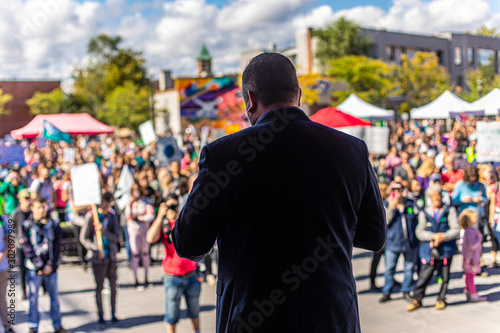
[
  {"left": 156, "top": 136, "right": 183, "bottom": 168},
  {"left": 70, "top": 163, "right": 101, "bottom": 206},
  {"left": 139, "top": 120, "right": 157, "bottom": 145},
  {"left": 114, "top": 166, "right": 134, "bottom": 211},
  {"left": 63, "top": 148, "right": 76, "bottom": 163},
  {"left": 338, "top": 126, "right": 390, "bottom": 155},
  {"left": 477, "top": 121, "right": 500, "bottom": 162}
]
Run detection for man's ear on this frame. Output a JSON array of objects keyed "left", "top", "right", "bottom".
[{"left": 246, "top": 90, "right": 257, "bottom": 114}]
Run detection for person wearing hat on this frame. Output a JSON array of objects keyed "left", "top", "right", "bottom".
[
  {"left": 0, "top": 170, "right": 26, "bottom": 216},
  {"left": 10, "top": 188, "right": 31, "bottom": 300},
  {"left": 427, "top": 173, "right": 451, "bottom": 207},
  {"left": 379, "top": 182, "right": 420, "bottom": 303}
]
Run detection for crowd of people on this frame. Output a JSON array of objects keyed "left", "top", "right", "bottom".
[
  {"left": 1, "top": 132, "right": 212, "bottom": 333},
  {"left": 371, "top": 117, "right": 500, "bottom": 311},
  {"left": 0, "top": 115, "right": 499, "bottom": 331}
]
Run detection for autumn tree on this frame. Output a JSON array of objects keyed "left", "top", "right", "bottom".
[
  {"left": 327, "top": 55, "right": 398, "bottom": 107},
  {"left": 27, "top": 88, "right": 68, "bottom": 115},
  {"left": 397, "top": 52, "right": 453, "bottom": 113},
  {"left": 0, "top": 89, "right": 13, "bottom": 116}
]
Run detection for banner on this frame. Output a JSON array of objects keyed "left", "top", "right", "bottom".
[
  {"left": 114, "top": 166, "right": 134, "bottom": 211},
  {"left": 0, "top": 144, "right": 26, "bottom": 165},
  {"left": 156, "top": 136, "right": 183, "bottom": 168},
  {"left": 138, "top": 120, "right": 157, "bottom": 145},
  {"left": 338, "top": 126, "right": 390, "bottom": 155},
  {"left": 477, "top": 122, "right": 500, "bottom": 162},
  {"left": 70, "top": 163, "right": 101, "bottom": 206},
  {"left": 41, "top": 120, "right": 71, "bottom": 144}
]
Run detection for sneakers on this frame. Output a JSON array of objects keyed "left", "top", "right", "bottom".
[
  {"left": 54, "top": 327, "right": 71, "bottom": 333},
  {"left": 370, "top": 282, "right": 381, "bottom": 291},
  {"left": 469, "top": 294, "right": 487, "bottom": 302},
  {"left": 435, "top": 299, "right": 447, "bottom": 310},
  {"left": 206, "top": 274, "right": 217, "bottom": 287},
  {"left": 379, "top": 294, "right": 391, "bottom": 303},
  {"left": 406, "top": 299, "right": 422, "bottom": 311},
  {"left": 402, "top": 292, "right": 412, "bottom": 303}
]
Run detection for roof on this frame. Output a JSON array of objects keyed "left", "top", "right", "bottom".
[
  {"left": 10, "top": 113, "right": 114, "bottom": 139},
  {"left": 411, "top": 90, "right": 482, "bottom": 119},
  {"left": 470, "top": 88, "right": 500, "bottom": 116},
  {"left": 309, "top": 107, "right": 371, "bottom": 128},
  {"left": 197, "top": 43, "right": 212, "bottom": 61},
  {"left": 337, "top": 93, "right": 394, "bottom": 121}
]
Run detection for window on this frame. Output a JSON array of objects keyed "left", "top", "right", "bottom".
[
  {"left": 467, "top": 47, "right": 474, "bottom": 65},
  {"left": 454, "top": 46, "right": 462, "bottom": 65},
  {"left": 436, "top": 50, "right": 444, "bottom": 65},
  {"left": 386, "top": 46, "right": 395, "bottom": 61}
]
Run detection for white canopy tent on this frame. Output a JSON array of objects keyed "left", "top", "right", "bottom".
[
  {"left": 470, "top": 88, "right": 500, "bottom": 116},
  {"left": 337, "top": 93, "right": 394, "bottom": 121},
  {"left": 411, "top": 90, "right": 483, "bottom": 119}
]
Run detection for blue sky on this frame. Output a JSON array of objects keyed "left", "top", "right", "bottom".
[{"left": 1, "top": 0, "right": 500, "bottom": 80}]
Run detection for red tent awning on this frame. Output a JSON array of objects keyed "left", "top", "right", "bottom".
[
  {"left": 309, "top": 107, "right": 371, "bottom": 128},
  {"left": 11, "top": 113, "right": 114, "bottom": 139}
]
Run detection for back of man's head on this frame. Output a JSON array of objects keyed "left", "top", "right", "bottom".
[{"left": 242, "top": 53, "right": 300, "bottom": 108}]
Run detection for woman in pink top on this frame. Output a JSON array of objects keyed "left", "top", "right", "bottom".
[
  {"left": 384, "top": 145, "right": 401, "bottom": 179},
  {"left": 459, "top": 209, "right": 487, "bottom": 302},
  {"left": 125, "top": 182, "right": 156, "bottom": 290}
]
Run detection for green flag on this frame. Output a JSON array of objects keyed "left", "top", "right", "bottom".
[{"left": 41, "top": 120, "right": 71, "bottom": 144}]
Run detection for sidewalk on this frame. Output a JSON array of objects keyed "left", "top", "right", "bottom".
[{"left": 12, "top": 245, "right": 500, "bottom": 333}]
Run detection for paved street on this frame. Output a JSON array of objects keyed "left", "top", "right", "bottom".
[{"left": 12, "top": 243, "right": 500, "bottom": 333}]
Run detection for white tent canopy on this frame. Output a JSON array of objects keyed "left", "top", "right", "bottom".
[
  {"left": 470, "top": 88, "right": 500, "bottom": 116},
  {"left": 411, "top": 90, "right": 483, "bottom": 119},
  {"left": 337, "top": 93, "right": 394, "bottom": 121}
]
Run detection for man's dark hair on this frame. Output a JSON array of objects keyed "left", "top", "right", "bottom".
[
  {"left": 102, "top": 191, "right": 114, "bottom": 203},
  {"left": 32, "top": 196, "right": 47, "bottom": 206},
  {"left": 242, "top": 52, "right": 300, "bottom": 107}
]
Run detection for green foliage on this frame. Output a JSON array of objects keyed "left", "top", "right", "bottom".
[
  {"left": 0, "top": 89, "right": 13, "bottom": 116},
  {"left": 397, "top": 52, "right": 453, "bottom": 113},
  {"left": 102, "top": 81, "right": 151, "bottom": 129},
  {"left": 327, "top": 55, "right": 397, "bottom": 107},
  {"left": 466, "top": 25, "right": 500, "bottom": 38},
  {"left": 27, "top": 88, "right": 67, "bottom": 115},
  {"left": 71, "top": 34, "right": 151, "bottom": 128},
  {"left": 459, "top": 68, "right": 500, "bottom": 102},
  {"left": 314, "top": 17, "right": 369, "bottom": 71}
]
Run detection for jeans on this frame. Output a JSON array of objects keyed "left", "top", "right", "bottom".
[
  {"left": 27, "top": 270, "right": 62, "bottom": 330},
  {"left": 163, "top": 274, "right": 201, "bottom": 325},
  {"left": 494, "top": 223, "right": 500, "bottom": 250},
  {"left": 382, "top": 247, "right": 417, "bottom": 295}
]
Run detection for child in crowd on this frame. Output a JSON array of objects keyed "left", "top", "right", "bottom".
[{"left": 460, "top": 209, "right": 487, "bottom": 302}]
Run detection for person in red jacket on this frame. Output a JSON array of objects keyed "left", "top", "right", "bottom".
[{"left": 146, "top": 195, "right": 201, "bottom": 333}]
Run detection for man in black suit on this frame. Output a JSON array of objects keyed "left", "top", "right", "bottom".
[{"left": 173, "top": 53, "right": 386, "bottom": 333}]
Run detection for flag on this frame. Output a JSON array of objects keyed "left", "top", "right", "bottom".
[
  {"left": 114, "top": 166, "right": 134, "bottom": 211},
  {"left": 41, "top": 120, "right": 71, "bottom": 144}
]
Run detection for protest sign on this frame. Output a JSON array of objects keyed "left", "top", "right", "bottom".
[
  {"left": 477, "top": 121, "right": 500, "bottom": 162},
  {"left": 156, "top": 136, "right": 183, "bottom": 168},
  {"left": 114, "top": 166, "right": 134, "bottom": 211},
  {"left": 139, "top": 120, "right": 157, "bottom": 145},
  {"left": 0, "top": 144, "right": 26, "bottom": 165},
  {"left": 63, "top": 148, "right": 76, "bottom": 163},
  {"left": 70, "top": 163, "right": 101, "bottom": 206},
  {"left": 338, "top": 126, "right": 389, "bottom": 155}
]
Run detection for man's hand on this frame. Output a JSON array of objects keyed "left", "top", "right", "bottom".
[
  {"left": 462, "top": 196, "right": 472, "bottom": 203},
  {"left": 94, "top": 223, "right": 102, "bottom": 232},
  {"left": 158, "top": 203, "right": 168, "bottom": 219},
  {"left": 38, "top": 265, "right": 53, "bottom": 276},
  {"left": 98, "top": 252, "right": 106, "bottom": 259},
  {"left": 432, "top": 233, "right": 445, "bottom": 246},
  {"left": 472, "top": 197, "right": 482, "bottom": 203}
]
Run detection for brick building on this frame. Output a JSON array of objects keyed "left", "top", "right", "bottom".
[{"left": 0, "top": 80, "right": 60, "bottom": 137}]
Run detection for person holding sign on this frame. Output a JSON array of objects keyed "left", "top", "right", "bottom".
[
  {"left": 21, "top": 197, "right": 71, "bottom": 333},
  {"left": 80, "top": 192, "right": 121, "bottom": 329}
]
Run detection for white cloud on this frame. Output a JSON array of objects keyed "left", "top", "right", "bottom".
[{"left": 1, "top": 0, "right": 500, "bottom": 81}]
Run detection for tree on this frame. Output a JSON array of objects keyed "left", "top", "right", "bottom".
[
  {"left": 103, "top": 81, "right": 151, "bottom": 129},
  {"left": 458, "top": 68, "right": 500, "bottom": 102},
  {"left": 327, "top": 55, "right": 397, "bottom": 107},
  {"left": 0, "top": 89, "right": 12, "bottom": 116},
  {"left": 313, "top": 17, "right": 369, "bottom": 71},
  {"left": 27, "top": 88, "right": 67, "bottom": 115},
  {"left": 397, "top": 52, "right": 453, "bottom": 113},
  {"left": 72, "top": 33, "right": 150, "bottom": 127},
  {"left": 466, "top": 24, "right": 500, "bottom": 38}
]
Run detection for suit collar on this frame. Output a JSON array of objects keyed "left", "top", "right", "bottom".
[{"left": 254, "top": 106, "right": 310, "bottom": 126}]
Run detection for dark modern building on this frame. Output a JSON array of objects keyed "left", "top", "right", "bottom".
[{"left": 363, "top": 28, "right": 500, "bottom": 87}]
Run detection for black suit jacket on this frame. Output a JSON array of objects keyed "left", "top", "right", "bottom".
[{"left": 173, "top": 107, "right": 386, "bottom": 333}]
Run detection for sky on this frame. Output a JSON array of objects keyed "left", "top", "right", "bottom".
[{"left": 1, "top": 0, "right": 500, "bottom": 83}]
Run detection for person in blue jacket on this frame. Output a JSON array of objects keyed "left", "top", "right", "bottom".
[
  {"left": 379, "top": 182, "right": 420, "bottom": 303},
  {"left": 451, "top": 166, "right": 487, "bottom": 215}
]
